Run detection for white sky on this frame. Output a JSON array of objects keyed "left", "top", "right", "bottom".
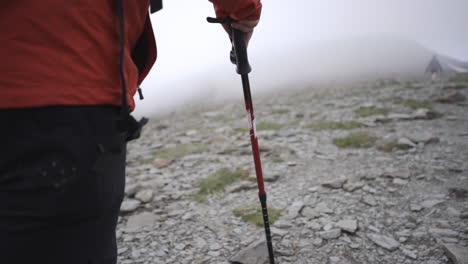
[{"left": 135, "top": 0, "right": 468, "bottom": 116}]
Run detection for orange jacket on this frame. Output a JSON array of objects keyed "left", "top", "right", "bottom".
[{"left": 0, "top": 0, "right": 262, "bottom": 110}]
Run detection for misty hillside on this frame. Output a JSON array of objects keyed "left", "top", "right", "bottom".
[
  {"left": 121, "top": 74, "right": 468, "bottom": 263},
  {"left": 254, "top": 35, "right": 434, "bottom": 89},
  {"left": 137, "top": 34, "right": 465, "bottom": 118}
]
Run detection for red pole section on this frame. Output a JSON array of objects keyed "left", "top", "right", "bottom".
[{"left": 242, "top": 74, "right": 266, "bottom": 196}]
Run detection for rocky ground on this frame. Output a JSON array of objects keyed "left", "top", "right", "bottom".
[{"left": 117, "top": 77, "right": 468, "bottom": 264}]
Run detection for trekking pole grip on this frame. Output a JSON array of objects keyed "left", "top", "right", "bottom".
[{"left": 231, "top": 28, "right": 252, "bottom": 75}]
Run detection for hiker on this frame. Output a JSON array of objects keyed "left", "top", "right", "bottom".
[{"left": 0, "top": 1, "right": 262, "bottom": 263}]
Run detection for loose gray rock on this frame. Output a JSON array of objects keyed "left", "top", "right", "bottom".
[
  {"left": 410, "top": 204, "right": 423, "bottom": 212},
  {"left": 389, "top": 113, "right": 413, "bottom": 120},
  {"left": 441, "top": 237, "right": 459, "bottom": 244},
  {"left": 312, "top": 238, "right": 323, "bottom": 246},
  {"left": 429, "top": 228, "right": 459, "bottom": 238},
  {"left": 194, "top": 237, "right": 207, "bottom": 249},
  {"left": 376, "top": 113, "right": 412, "bottom": 122},
  {"left": 412, "top": 108, "right": 432, "bottom": 119},
  {"left": 336, "top": 220, "right": 358, "bottom": 233},
  {"left": 449, "top": 187, "right": 468, "bottom": 199},
  {"left": 120, "top": 199, "right": 141, "bottom": 212},
  {"left": 367, "top": 233, "right": 400, "bottom": 251},
  {"left": 407, "top": 131, "right": 435, "bottom": 144},
  {"left": 135, "top": 189, "right": 155, "bottom": 203},
  {"left": 300, "top": 206, "right": 320, "bottom": 219},
  {"left": 323, "top": 223, "right": 334, "bottom": 231},
  {"left": 273, "top": 220, "right": 293, "bottom": 229},
  {"left": 315, "top": 202, "right": 334, "bottom": 214},
  {"left": 328, "top": 256, "right": 355, "bottom": 264},
  {"left": 306, "top": 221, "right": 322, "bottom": 230},
  {"left": 393, "top": 178, "right": 408, "bottom": 185},
  {"left": 124, "top": 183, "right": 140, "bottom": 197},
  {"left": 210, "top": 243, "right": 222, "bottom": 251},
  {"left": 264, "top": 173, "right": 281, "bottom": 182},
  {"left": 421, "top": 199, "right": 444, "bottom": 209},
  {"left": 286, "top": 200, "right": 305, "bottom": 219},
  {"left": 447, "top": 207, "right": 461, "bottom": 217},
  {"left": 362, "top": 196, "right": 377, "bottom": 206},
  {"left": 270, "top": 227, "right": 289, "bottom": 237},
  {"left": 343, "top": 181, "right": 364, "bottom": 192},
  {"left": 382, "top": 170, "right": 411, "bottom": 179},
  {"left": 329, "top": 256, "right": 341, "bottom": 264},
  {"left": 398, "top": 138, "right": 417, "bottom": 148},
  {"left": 126, "top": 212, "right": 158, "bottom": 231},
  {"left": 442, "top": 243, "right": 468, "bottom": 264},
  {"left": 349, "top": 243, "right": 360, "bottom": 249},
  {"left": 435, "top": 91, "right": 466, "bottom": 103},
  {"left": 401, "top": 248, "right": 418, "bottom": 260},
  {"left": 322, "top": 177, "right": 347, "bottom": 189},
  {"left": 153, "top": 159, "right": 174, "bottom": 169},
  {"left": 318, "top": 229, "right": 341, "bottom": 240},
  {"left": 230, "top": 240, "right": 269, "bottom": 264},
  {"left": 186, "top": 130, "right": 198, "bottom": 136},
  {"left": 202, "top": 111, "right": 221, "bottom": 118}
]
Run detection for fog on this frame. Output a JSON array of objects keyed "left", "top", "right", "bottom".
[{"left": 134, "top": 0, "right": 468, "bottom": 116}]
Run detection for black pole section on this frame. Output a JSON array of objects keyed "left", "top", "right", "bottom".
[{"left": 259, "top": 193, "right": 275, "bottom": 263}]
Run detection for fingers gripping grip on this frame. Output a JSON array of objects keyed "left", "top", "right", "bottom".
[{"left": 207, "top": 17, "right": 252, "bottom": 75}]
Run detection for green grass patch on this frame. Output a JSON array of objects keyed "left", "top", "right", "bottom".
[
  {"left": 289, "top": 119, "right": 302, "bottom": 126},
  {"left": 287, "top": 94, "right": 324, "bottom": 105},
  {"left": 272, "top": 109, "right": 290, "bottom": 115},
  {"left": 192, "top": 168, "right": 246, "bottom": 202},
  {"left": 350, "top": 90, "right": 367, "bottom": 97},
  {"left": 233, "top": 206, "right": 282, "bottom": 227},
  {"left": 215, "top": 115, "right": 239, "bottom": 124},
  {"left": 333, "top": 132, "right": 377, "bottom": 148},
  {"left": 256, "top": 122, "right": 283, "bottom": 131},
  {"left": 154, "top": 143, "right": 208, "bottom": 159},
  {"left": 308, "top": 121, "right": 363, "bottom": 131},
  {"left": 233, "top": 127, "right": 249, "bottom": 133},
  {"left": 396, "top": 99, "right": 433, "bottom": 110},
  {"left": 371, "top": 82, "right": 384, "bottom": 89},
  {"left": 354, "top": 106, "right": 389, "bottom": 117},
  {"left": 220, "top": 148, "right": 236, "bottom": 154},
  {"left": 444, "top": 84, "right": 467, "bottom": 90},
  {"left": 272, "top": 157, "right": 285, "bottom": 163},
  {"left": 450, "top": 73, "right": 468, "bottom": 83},
  {"left": 404, "top": 82, "right": 415, "bottom": 89}
]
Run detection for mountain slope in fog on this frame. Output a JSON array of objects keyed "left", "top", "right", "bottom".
[
  {"left": 253, "top": 35, "right": 435, "bottom": 88},
  {"left": 138, "top": 34, "right": 459, "bottom": 116}
]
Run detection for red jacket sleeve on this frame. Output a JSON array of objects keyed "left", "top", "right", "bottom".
[{"left": 210, "top": 0, "right": 262, "bottom": 20}]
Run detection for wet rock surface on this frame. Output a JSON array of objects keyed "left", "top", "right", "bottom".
[{"left": 118, "top": 81, "right": 468, "bottom": 263}]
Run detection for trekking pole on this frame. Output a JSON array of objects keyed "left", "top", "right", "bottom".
[{"left": 207, "top": 17, "right": 275, "bottom": 264}]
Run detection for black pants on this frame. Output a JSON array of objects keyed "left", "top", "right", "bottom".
[{"left": 0, "top": 106, "right": 127, "bottom": 264}]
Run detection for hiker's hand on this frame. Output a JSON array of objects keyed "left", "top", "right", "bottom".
[{"left": 222, "top": 19, "right": 259, "bottom": 45}]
